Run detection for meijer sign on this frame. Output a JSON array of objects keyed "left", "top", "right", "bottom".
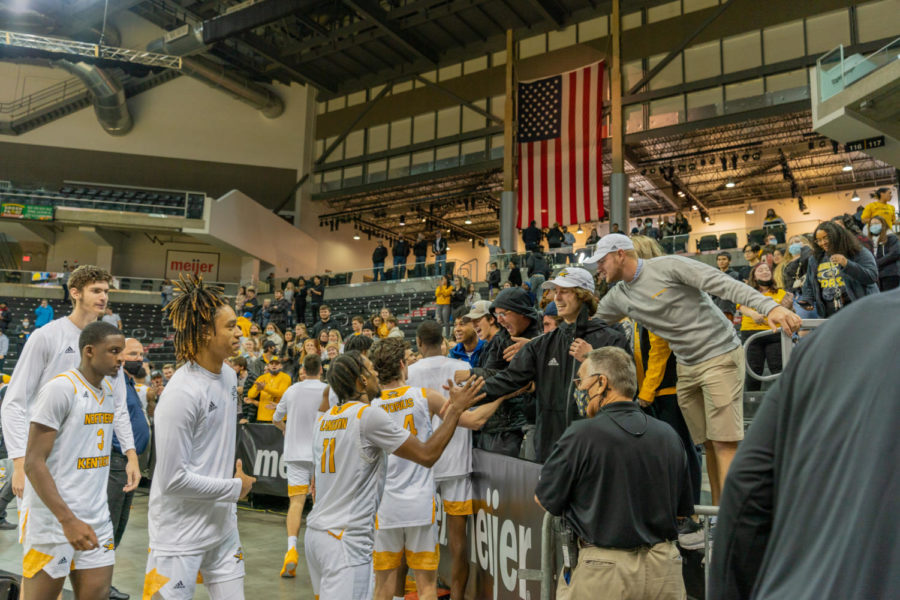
[{"left": 165, "top": 250, "right": 220, "bottom": 281}]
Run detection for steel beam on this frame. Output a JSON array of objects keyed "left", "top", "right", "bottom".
[
  {"left": 201, "top": 0, "right": 317, "bottom": 45},
  {"left": 524, "top": 0, "right": 565, "bottom": 29},
  {"left": 341, "top": 0, "right": 439, "bottom": 64},
  {"left": 414, "top": 75, "right": 504, "bottom": 126}
]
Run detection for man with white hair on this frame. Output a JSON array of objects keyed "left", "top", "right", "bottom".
[{"left": 585, "top": 233, "right": 801, "bottom": 503}]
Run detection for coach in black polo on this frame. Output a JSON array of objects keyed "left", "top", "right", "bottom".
[{"left": 535, "top": 347, "right": 693, "bottom": 600}]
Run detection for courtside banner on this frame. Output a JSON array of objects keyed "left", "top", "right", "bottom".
[
  {"left": 237, "top": 424, "right": 288, "bottom": 497},
  {"left": 437, "top": 450, "right": 546, "bottom": 599}
]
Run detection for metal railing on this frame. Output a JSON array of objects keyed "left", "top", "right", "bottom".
[
  {"left": 817, "top": 37, "right": 900, "bottom": 101},
  {"left": 0, "top": 77, "right": 88, "bottom": 121},
  {"left": 743, "top": 319, "right": 826, "bottom": 383},
  {"left": 0, "top": 269, "right": 240, "bottom": 296},
  {"left": 0, "top": 189, "right": 198, "bottom": 219}
]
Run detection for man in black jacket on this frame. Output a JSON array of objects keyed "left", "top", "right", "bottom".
[
  {"left": 269, "top": 289, "right": 291, "bottom": 331},
  {"left": 433, "top": 232, "right": 448, "bottom": 276},
  {"left": 522, "top": 220, "right": 543, "bottom": 252},
  {"left": 546, "top": 222, "right": 565, "bottom": 263},
  {"left": 392, "top": 237, "right": 410, "bottom": 280},
  {"left": 526, "top": 247, "right": 551, "bottom": 279},
  {"left": 507, "top": 260, "right": 523, "bottom": 287},
  {"left": 372, "top": 240, "right": 388, "bottom": 281},
  {"left": 466, "top": 292, "right": 542, "bottom": 457},
  {"left": 457, "top": 267, "right": 629, "bottom": 462},
  {"left": 413, "top": 233, "right": 429, "bottom": 278}
]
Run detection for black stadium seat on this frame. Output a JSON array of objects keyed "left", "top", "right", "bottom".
[
  {"left": 719, "top": 232, "right": 738, "bottom": 249},
  {"left": 697, "top": 235, "right": 718, "bottom": 252}
]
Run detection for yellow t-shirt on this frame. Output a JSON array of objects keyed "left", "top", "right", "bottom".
[
  {"left": 860, "top": 201, "right": 895, "bottom": 229},
  {"left": 377, "top": 322, "right": 390, "bottom": 338},
  {"left": 739, "top": 289, "right": 786, "bottom": 331},
  {"left": 247, "top": 371, "right": 292, "bottom": 422},
  {"left": 435, "top": 285, "right": 452, "bottom": 305}
]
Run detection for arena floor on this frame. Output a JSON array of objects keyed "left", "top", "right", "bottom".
[{"left": 0, "top": 493, "right": 315, "bottom": 598}]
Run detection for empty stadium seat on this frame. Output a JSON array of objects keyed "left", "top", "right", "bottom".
[
  {"left": 719, "top": 232, "right": 738, "bottom": 249},
  {"left": 748, "top": 229, "right": 767, "bottom": 245},
  {"left": 697, "top": 235, "right": 718, "bottom": 252}
]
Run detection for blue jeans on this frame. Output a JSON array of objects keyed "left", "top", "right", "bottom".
[
  {"left": 393, "top": 257, "right": 406, "bottom": 280},
  {"left": 435, "top": 254, "right": 447, "bottom": 275},
  {"left": 413, "top": 256, "right": 426, "bottom": 278},
  {"left": 373, "top": 262, "right": 385, "bottom": 281},
  {"left": 793, "top": 299, "right": 818, "bottom": 319}
]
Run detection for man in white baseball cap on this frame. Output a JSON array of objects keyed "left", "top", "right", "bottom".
[{"left": 584, "top": 232, "right": 801, "bottom": 503}]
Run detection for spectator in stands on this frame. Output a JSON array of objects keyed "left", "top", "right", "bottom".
[
  {"left": 248, "top": 322, "right": 263, "bottom": 345},
  {"left": 249, "top": 356, "right": 291, "bottom": 423},
  {"left": 372, "top": 240, "right": 388, "bottom": 281},
  {"left": 435, "top": 275, "right": 453, "bottom": 337},
  {"left": 162, "top": 363, "right": 175, "bottom": 384},
  {"left": 433, "top": 231, "right": 449, "bottom": 276},
  {"left": 235, "top": 285, "right": 247, "bottom": 309},
  {"left": 867, "top": 215, "right": 900, "bottom": 291},
  {"left": 60, "top": 263, "right": 72, "bottom": 303},
  {"left": 765, "top": 234, "right": 779, "bottom": 247},
  {"left": 317, "top": 329, "right": 330, "bottom": 349},
  {"left": 832, "top": 213, "right": 873, "bottom": 253},
  {"left": 738, "top": 262, "right": 793, "bottom": 391},
  {"left": 298, "top": 338, "right": 320, "bottom": 365},
  {"left": 586, "top": 227, "right": 600, "bottom": 245},
  {"left": 321, "top": 343, "right": 340, "bottom": 371},
  {"left": 586, "top": 234, "right": 800, "bottom": 503},
  {"left": 308, "top": 275, "right": 324, "bottom": 317},
  {"left": 327, "top": 329, "right": 344, "bottom": 353},
  {"left": 782, "top": 235, "right": 815, "bottom": 318},
  {"left": 384, "top": 315, "right": 403, "bottom": 339},
  {"left": 450, "top": 276, "right": 467, "bottom": 320},
  {"left": 377, "top": 307, "right": 392, "bottom": 338},
  {"left": 310, "top": 303, "right": 337, "bottom": 338},
  {"left": 526, "top": 246, "right": 551, "bottom": 279},
  {"left": 469, "top": 291, "right": 541, "bottom": 457},
  {"left": 536, "top": 347, "right": 693, "bottom": 600},
  {"left": 546, "top": 222, "right": 565, "bottom": 262},
  {"left": 362, "top": 321, "right": 376, "bottom": 337},
  {"left": 643, "top": 218, "right": 660, "bottom": 240},
  {"left": 542, "top": 302, "right": 560, "bottom": 333},
  {"left": 242, "top": 339, "right": 259, "bottom": 360},
  {"left": 150, "top": 370, "right": 164, "bottom": 396},
  {"left": 711, "top": 252, "right": 742, "bottom": 321},
  {"left": 413, "top": 232, "right": 429, "bottom": 277},
  {"left": 763, "top": 208, "right": 786, "bottom": 227},
  {"left": 522, "top": 220, "right": 543, "bottom": 252},
  {"left": 739, "top": 244, "right": 760, "bottom": 281},
  {"left": 800, "top": 221, "right": 879, "bottom": 317},
  {"left": 659, "top": 216, "right": 674, "bottom": 239},
  {"left": 349, "top": 315, "right": 365, "bottom": 337},
  {"left": 461, "top": 268, "right": 629, "bottom": 462},
  {"left": 449, "top": 316, "right": 485, "bottom": 367},
  {"left": 610, "top": 223, "right": 621, "bottom": 234},
  {"left": 259, "top": 298, "right": 272, "bottom": 327},
  {"left": 265, "top": 323, "right": 285, "bottom": 354},
  {"left": 507, "top": 259, "right": 523, "bottom": 287},
  {"left": 0, "top": 302, "right": 10, "bottom": 332},
  {"left": 562, "top": 226, "right": 577, "bottom": 264},
  {"left": 269, "top": 289, "right": 291, "bottom": 332},
  {"left": 294, "top": 277, "right": 308, "bottom": 326},
  {"left": 860, "top": 186, "right": 895, "bottom": 229},
  {"left": 673, "top": 212, "right": 691, "bottom": 235},
  {"left": 241, "top": 286, "right": 260, "bottom": 320},
  {"left": 33, "top": 299, "right": 54, "bottom": 329},
  {"left": 16, "top": 316, "right": 32, "bottom": 340},
  {"left": 486, "top": 262, "right": 501, "bottom": 300},
  {"left": 631, "top": 217, "right": 643, "bottom": 235},
  {"left": 281, "top": 329, "right": 300, "bottom": 379},
  {"left": 0, "top": 329, "right": 7, "bottom": 373},
  {"left": 294, "top": 322, "right": 309, "bottom": 342},
  {"left": 464, "top": 282, "right": 481, "bottom": 309},
  {"left": 392, "top": 236, "right": 410, "bottom": 280},
  {"left": 249, "top": 340, "right": 278, "bottom": 380},
  {"left": 372, "top": 315, "right": 385, "bottom": 338},
  {"left": 343, "top": 332, "right": 373, "bottom": 356}
]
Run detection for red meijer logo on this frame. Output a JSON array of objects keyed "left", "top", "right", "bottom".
[{"left": 170, "top": 259, "right": 215, "bottom": 274}]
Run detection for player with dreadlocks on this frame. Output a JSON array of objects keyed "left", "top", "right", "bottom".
[
  {"left": 304, "top": 350, "right": 486, "bottom": 598},
  {"left": 143, "top": 275, "right": 256, "bottom": 600}
]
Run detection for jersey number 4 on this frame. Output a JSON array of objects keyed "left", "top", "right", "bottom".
[
  {"left": 403, "top": 414, "right": 418, "bottom": 436},
  {"left": 320, "top": 438, "right": 336, "bottom": 473}
]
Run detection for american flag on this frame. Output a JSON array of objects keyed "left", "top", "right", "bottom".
[{"left": 517, "top": 61, "right": 604, "bottom": 228}]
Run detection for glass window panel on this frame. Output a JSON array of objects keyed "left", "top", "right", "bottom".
[
  {"left": 648, "top": 1, "right": 680, "bottom": 23},
  {"left": 725, "top": 78, "right": 764, "bottom": 101},
  {"left": 326, "top": 97, "right": 345, "bottom": 112},
  {"left": 343, "top": 165, "right": 363, "bottom": 186},
  {"left": 368, "top": 124, "right": 388, "bottom": 154},
  {"left": 461, "top": 139, "right": 485, "bottom": 163},
  {"left": 413, "top": 112, "right": 435, "bottom": 144},
  {"left": 857, "top": 0, "right": 900, "bottom": 43},
  {"left": 683, "top": 0, "right": 719, "bottom": 12},
  {"left": 623, "top": 11, "right": 642, "bottom": 30},
  {"left": 548, "top": 26, "right": 577, "bottom": 51},
  {"left": 491, "top": 94, "right": 505, "bottom": 119},
  {"left": 624, "top": 104, "right": 644, "bottom": 133},
  {"left": 346, "top": 91, "right": 365, "bottom": 107},
  {"left": 437, "top": 106, "right": 460, "bottom": 137},
  {"left": 578, "top": 15, "right": 608, "bottom": 41},
  {"left": 766, "top": 69, "right": 807, "bottom": 92},
  {"left": 369, "top": 84, "right": 385, "bottom": 98},
  {"left": 648, "top": 96, "right": 683, "bottom": 128},
  {"left": 323, "top": 169, "right": 341, "bottom": 182},
  {"left": 390, "top": 118, "right": 411, "bottom": 148},
  {"left": 344, "top": 130, "right": 364, "bottom": 159},
  {"left": 624, "top": 60, "right": 644, "bottom": 92},
  {"left": 393, "top": 80, "right": 413, "bottom": 94},
  {"left": 686, "top": 88, "right": 723, "bottom": 120},
  {"left": 684, "top": 41, "right": 720, "bottom": 82},
  {"left": 723, "top": 31, "right": 761, "bottom": 73},
  {"left": 806, "top": 10, "right": 850, "bottom": 55},
  {"left": 492, "top": 50, "right": 506, "bottom": 66},
  {"left": 464, "top": 56, "right": 487, "bottom": 74},
  {"left": 367, "top": 160, "right": 387, "bottom": 183},
  {"left": 763, "top": 20, "right": 804, "bottom": 62},
  {"left": 436, "top": 144, "right": 459, "bottom": 169},
  {"left": 324, "top": 136, "right": 341, "bottom": 160},
  {"left": 389, "top": 155, "right": 410, "bottom": 178},
  {"left": 316, "top": 102, "right": 327, "bottom": 115},
  {"left": 519, "top": 34, "right": 546, "bottom": 58},
  {"left": 412, "top": 150, "right": 434, "bottom": 165},
  {"left": 648, "top": 52, "right": 683, "bottom": 90},
  {"left": 438, "top": 64, "right": 461, "bottom": 81},
  {"left": 462, "top": 100, "right": 487, "bottom": 132}
]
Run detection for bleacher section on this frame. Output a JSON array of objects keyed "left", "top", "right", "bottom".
[{"left": 0, "top": 184, "right": 205, "bottom": 219}]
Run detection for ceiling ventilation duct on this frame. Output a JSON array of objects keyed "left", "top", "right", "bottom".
[{"left": 53, "top": 59, "right": 133, "bottom": 136}]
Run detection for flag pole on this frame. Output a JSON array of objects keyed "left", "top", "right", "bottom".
[
  {"left": 500, "top": 28, "right": 518, "bottom": 254},
  {"left": 609, "top": 0, "right": 630, "bottom": 231}
]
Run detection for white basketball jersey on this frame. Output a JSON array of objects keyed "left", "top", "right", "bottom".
[
  {"left": 274, "top": 379, "right": 328, "bottom": 463},
  {"left": 373, "top": 386, "right": 435, "bottom": 529},
  {"left": 22, "top": 369, "right": 115, "bottom": 545},
  {"left": 406, "top": 355, "right": 473, "bottom": 479},
  {"left": 306, "top": 401, "right": 409, "bottom": 565}
]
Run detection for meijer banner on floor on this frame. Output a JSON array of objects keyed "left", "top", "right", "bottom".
[{"left": 238, "top": 424, "right": 288, "bottom": 497}]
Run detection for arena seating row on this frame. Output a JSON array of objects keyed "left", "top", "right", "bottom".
[
  {"left": 0, "top": 185, "right": 205, "bottom": 219},
  {"left": 693, "top": 225, "right": 787, "bottom": 252}
]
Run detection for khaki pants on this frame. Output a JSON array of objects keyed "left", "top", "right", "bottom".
[
  {"left": 676, "top": 346, "right": 745, "bottom": 444},
  {"left": 557, "top": 541, "right": 685, "bottom": 600}
]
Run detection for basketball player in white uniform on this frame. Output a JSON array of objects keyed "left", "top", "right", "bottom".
[
  {"left": 305, "top": 351, "right": 485, "bottom": 599},
  {"left": 144, "top": 276, "right": 255, "bottom": 600},
  {"left": 272, "top": 353, "right": 328, "bottom": 578},
  {"left": 370, "top": 338, "right": 503, "bottom": 600},
  {"left": 21, "top": 322, "right": 132, "bottom": 599},
  {"left": 406, "top": 321, "right": 479, "bottom": 599},
  {"left": 1, "top": 266, "right": 138, "bottom": 515}
]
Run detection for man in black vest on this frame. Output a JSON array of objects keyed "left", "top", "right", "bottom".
[
  {"left": 392, "top": 237, "right": 410, "bottom": 280},
  {"left": 413, "top": 233, "right": 429, "bottom": 278}
]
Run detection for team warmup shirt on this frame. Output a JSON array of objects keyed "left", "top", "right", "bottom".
[
  {"left": 306, "top": 401, "right": 410, "bottom": 565},
  {"left": 148, "top": 362, "right": 242, "bottom": 553},
  {"left": 23, "top": 370, "right": 116, "bottom": 544},
  {"left": 135, "top": 382, "right": 150, "bottom": 420},
  {"left": 1, "top": 316, "right": 135, "bottom": 460},
  {"left": 406, "top": 356, "right": 472, "bottom": 479},
  {"left": 273, "top": 379, "right": 328, "bottom": 463},
  {"left": 372, "top": 387, "right": 435, "bottom": 528}
]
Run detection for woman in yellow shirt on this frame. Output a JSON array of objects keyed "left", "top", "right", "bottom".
[
  {"left": 434, "top": 274, "right": 453, "bottom": 337},
  {"left": 738, "top": 262, "right": 794, "bottom": 391}
]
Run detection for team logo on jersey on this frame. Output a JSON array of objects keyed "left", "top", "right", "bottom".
[
  {"left": 64, "top": 346, "right": 76, "bottom": 354},
  {"left": 83, "top": 391, "right": 90, "bottom": 399},
  {"left": 103, "top": 539, "right": 115, "bottom": 552},
  {"left": 57, "top": 557, "right": 67, "bottom": 565},
  {"left": 173, "top": 581, "right": 186, "bottom": 590},
  {"left": 208, "top": 401, "right": 217, "bottom": 413},
  {"left": 547, "top": 358, "right": 560, "bottom": 366},
  {"left": 233, "top": 547, "right": 244, "bottom": 563}
]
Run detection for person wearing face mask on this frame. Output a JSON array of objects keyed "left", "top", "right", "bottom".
[
  {"left": 736, "top": 263, "right": 794, "bottom": 391},
  {"left": 867, "top": 215, "right": 900, "bottom": 291},
  {"left": 249, "top": 357, "right": 291, "bottom": 422},
  {"left": 781, "top": 235, "right": 818, "bottom": 318},
  {"left": 535, "top": 347, "right": 693, "bottom": 600}
]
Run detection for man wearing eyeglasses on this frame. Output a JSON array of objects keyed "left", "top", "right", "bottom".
[{"left": 536, "top": 347, "right": 694, "bottom": 600}]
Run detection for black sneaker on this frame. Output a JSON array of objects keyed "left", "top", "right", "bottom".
[
  {"left": 109, "top": 585, "right": 130, "bottom": 600},
  {"left": 677, "top": 518, "right": 705, "bottom": 550},
  {"left": 0, "top": 518, "right": 17, "bottom": 530}
]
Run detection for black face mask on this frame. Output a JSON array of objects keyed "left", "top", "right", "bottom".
[
  {"left": 123, "top": 360, "right": 145, "bottom": 378},
  {"left": 757, "top": 278, "right": 774, "bottom": 287}
]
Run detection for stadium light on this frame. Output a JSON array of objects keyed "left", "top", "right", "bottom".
[
  {"left": 576, "top": 225, "right": 583, "bottom": 234},
  {"left": 353, "top": 233, "right": 360, "bottom": 240},
  {"left": 842, "top": 164, "right": 853, "bottom": 172},
  {"left": 464, "top": 218, "right": 472, "bottom": 225},
  {"left": 851, "top": 191, "right": 860, "bottom": 202},
  {"left": 746, "top": 204, "right": 755, "bottom": 214},
  {"left": 725, "top": 180, "right": 736, "bottom": 188}
]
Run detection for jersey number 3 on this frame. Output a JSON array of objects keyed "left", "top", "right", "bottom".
[
  {"left": 403, "top": 414, "right": 418, "bottom": 436},
  {"left": 321, "top": 438, "right": 336, "bottom": 473},
  {"left": 97, "top": 429, "right": 105, "bottom": 451}
]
